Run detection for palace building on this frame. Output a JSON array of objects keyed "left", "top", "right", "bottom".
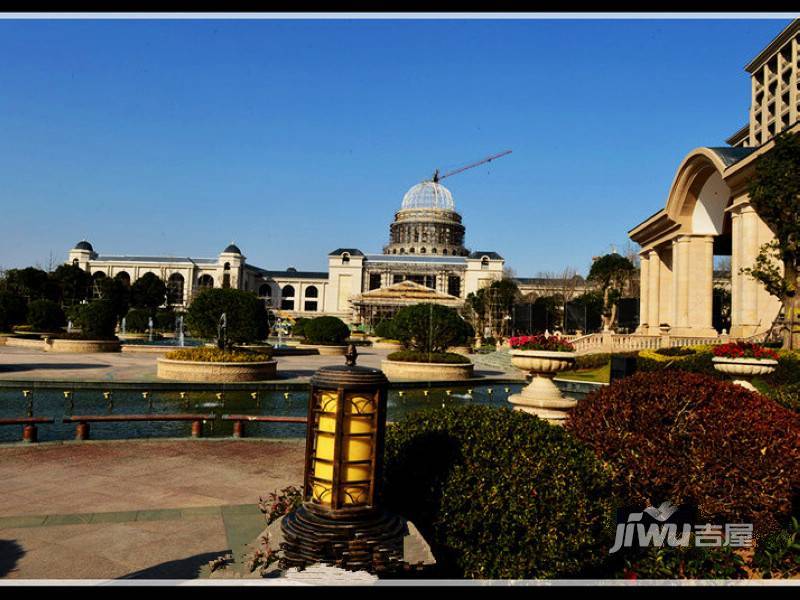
[
  {"left": 629, "top": 19, "right": 799, "bottom": 338},
  {"left": 67, "top": 177, "right": 507, "bottom": 326}
]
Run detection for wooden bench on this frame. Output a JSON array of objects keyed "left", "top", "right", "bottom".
[
  {"left": 0, "top": 417, "right": 55, "bottom": 443},
  {"left": 221, "top": 414, "right": 307, "bottom": 438},
  {"left": 62, "top": 414, "right": 216, "bottom": 440}
]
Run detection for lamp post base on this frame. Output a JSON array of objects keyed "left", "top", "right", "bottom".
[{"left": 278, "top": 503, "right": 434, "bottom": 575}]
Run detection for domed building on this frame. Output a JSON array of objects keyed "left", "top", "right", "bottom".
[
  {"left": 63, "top": 175, "right": 508, "bottom": 324},
  {"left": 383, "top": 180, "right": 467, "bottom": 256}
]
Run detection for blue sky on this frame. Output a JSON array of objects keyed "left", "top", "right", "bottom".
[{"left": 0, "top": 17, "right": 790, "bottom": 276}]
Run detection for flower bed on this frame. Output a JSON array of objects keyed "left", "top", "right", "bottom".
[
  {"left": 381, "top": 351, "right": 474, "bottom": 381},
  {"left": 712, "top": 341, "right": 780, "bottom": 360},
  {"left": 164, "top": 347, "right": 270, "bottom": 362},
  {"left": 509, "top": 334, "right": 575, "bottom": 352},
  {"left": 387, "top": 350, "right": 471, "bottom": 364},
  {"left": 157, "top": 347, "right": 277, "bottom": 381}
]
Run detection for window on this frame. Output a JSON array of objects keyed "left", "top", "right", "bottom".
[
  {"left": 281, "top": 285, "right": 295, "bottom": 310},
  {"left": 167, "top": 273, "right": 185, "bottom": 305},
  {"left": 198, "top": 274, "right": 214, "bottom": 289},
  {"left": 369, "top": 273, "right": 382, "bottom": 290},
  {"left": 304, "top": 285, "right": 319, "bottom": 312},
  {"left": 448, "top": 275, "right": 461, "bottom": 297},
  {"left": 481, "top": 256, "right": 489, "bottom": 269},
  {"left": 342, "top": 253, "right": 350, "bottom": 265},
  {"left": 258, "top": 284, "right": 272, "bottom": 297},
  {"left": 91, "top": 271, "right": 106, "bottom": 298},
  {"left": 393, "top": 274, "right": 405, "bottom": 284}
]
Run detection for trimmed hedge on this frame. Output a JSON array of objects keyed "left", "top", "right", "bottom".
[
  {"left": 386, "top": 350, "right": 471, "bottom": 364},
  {"left": 636, "top": 347, "right": 719, "bottom": 378},
  {"left": 26, "top": 299, "right": 65, "bottom": 332},
  {"left": 303, "top": 316, "right": 349, "bottom": 345},
  {"left": 567, "top": 371, "right": 800, "bottom": 534},
  {"left": 291, "top": 317, "right": 310, "bottom": 338},
  {"left": 383, "top": 405, "right": 615, "bottom": 578}
]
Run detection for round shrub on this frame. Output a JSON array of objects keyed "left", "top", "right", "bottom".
[
  {"left": 186, "top": 288, "right": 268, "bottom": 347},
  {"left": 654, "top": 346, "right": 697, "bottom": 357},
  {"left": 303, "top": 316, "right": 349, "bottom": 345},
  {"left": 567, "top": 371, "right": 800, "bottom": 534},
  {"left": 26, "top": 299, "right": 66, "bottom": 332},
  {"left": 392, "top": 303, "right": 471, "bottom": 353},
  {"left": 124, "top": 308, "right": 152, "bottom": 333},
  {"left": 70, "top": 300, "right": 119, "bottom": 340},
  {"left": 291, "top": 317, "right": 310, "bottom": 338},
  {"left": 383, "top": 405, "right": 615, "bottom": 578},
  {"left": 373, "top": 318, "right": 397, "bottom": 340}
]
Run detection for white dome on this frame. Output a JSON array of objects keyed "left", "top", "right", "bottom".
[{"left": 401, "top": 180, "right": 455, "bottom": 211}]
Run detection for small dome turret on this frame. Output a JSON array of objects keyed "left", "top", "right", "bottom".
[
  {"left": 222, "top": 243, "right": 242, "bottom": 255},
  {"left": 73, "top": 240, "right": 94, "bottom": 252}
]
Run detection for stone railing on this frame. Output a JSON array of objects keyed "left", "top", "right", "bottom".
[{"left": 567, "top": 329, "right": 773, "bottom": 354}]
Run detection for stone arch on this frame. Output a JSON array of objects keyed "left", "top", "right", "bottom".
[{"left": 665, "top": 148, "right": 732, "bottom": 229}]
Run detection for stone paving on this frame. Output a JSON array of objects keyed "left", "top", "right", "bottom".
[
  {"left": 0, "top": 439, "right": 305, "bottom": 579},
  {"left": 0, "top": 345, "right": 517, "bottom": 385}
]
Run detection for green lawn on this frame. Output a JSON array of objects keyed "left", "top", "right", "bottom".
[{"left": 559, "top": 363, "right": 610, "bottom": 384}]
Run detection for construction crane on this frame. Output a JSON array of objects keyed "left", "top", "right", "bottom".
[{"left": 431, "top": 149, "right": 512, "bottom": 183}]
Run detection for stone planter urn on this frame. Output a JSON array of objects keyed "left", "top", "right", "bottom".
[
  {"left": 507, "top": 349, "right": 577, "bottom": 425},
  {"left": 712, "top": 357, "right": 777, "bottom": 392}
]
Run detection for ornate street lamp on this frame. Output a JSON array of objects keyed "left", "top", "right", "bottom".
[{"left": 279, "top": 345, "right": 420, "bottom": 574}]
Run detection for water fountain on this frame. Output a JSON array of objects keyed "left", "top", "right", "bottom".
[
  {"left": 217, "top": 313, "right": 227, "bottom": 350},
  {"left": 121, "top": 317, "right": 126, "bottom": 337},
  {"left": 176, "top": 315, "right": 185, "bottom": 347},
  {"left": 67, "top": 320, "right": 73, "bottom": 334},
  {"left": 147, "top": 317, "right": 154, "bottom": 343}
]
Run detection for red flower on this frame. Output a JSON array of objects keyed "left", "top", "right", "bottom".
[{"left": 713, "top": 342, "right": 778, "bottom": 361}]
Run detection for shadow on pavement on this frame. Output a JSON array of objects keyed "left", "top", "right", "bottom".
[
  {"left": 0, "top": 363, "right": 105, "bottom": 372},
  {"left": 119, "top": 549, "right": 230, "bottom": 579},
  {"left": 0, "top": 539, "right": 25, "bottom": 577}
]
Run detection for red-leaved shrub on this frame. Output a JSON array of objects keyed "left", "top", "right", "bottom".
[{"left": 566, "top": 371, "right": 800, "bottom": 534}]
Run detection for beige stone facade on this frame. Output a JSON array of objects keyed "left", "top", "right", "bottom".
[{"left": 630, "top": 20, "right": 800, "bottom": 338}]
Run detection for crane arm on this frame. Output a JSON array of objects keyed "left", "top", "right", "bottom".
[{"left": 433, "top": 150, "right": 512, "bottom": 182}]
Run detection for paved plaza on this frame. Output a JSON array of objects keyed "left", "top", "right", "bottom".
[
  {"left": 0, "top": 439, "right": 305, "bottom": 579},
  {"left": 0, "top": 345, "right": 515, "bottom": 385}
]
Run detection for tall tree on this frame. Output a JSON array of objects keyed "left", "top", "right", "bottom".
[
  {"left": 587, "top": 253, "right": 635, "bottom": 331},
  {"left": 130, "top": 273, "right": 167, "bottom": 317},
  {"left": 743, "top": 132, "right": 800, "bottom": 349},
  {"left": 52, "top": 263, "right": 91, "bottom": 306}
]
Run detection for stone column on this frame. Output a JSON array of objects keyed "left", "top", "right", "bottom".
[
  {"left": 673, "top": 237, "right": 691, "bottom": 331},
  {"left": 638, "top": 252, "right": 650, "bottom": 333},
  {"left": 730, "top": 210, "right": 742, "bottom": 335},
  {"left": 648, "top": 250, "right": 661, "bottom": 330},
  {"left": 687, "top": 235, "right": 716, "bottom": 336},
  {"left": 740, "top": 207, "right": 761, "bottom": 333}
]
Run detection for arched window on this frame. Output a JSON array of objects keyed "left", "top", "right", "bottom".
[
  {"left": 304, "top": 285, "right": 319, "bottom": 311},
  {"left": 431, "top": 248, "right": 438, "bottom": 254},
  {"left": 420, "top": 247, "right": 426, "bottom": 254},
  {"left": 72, "top": 258, "right": 79, "bottom": 266},
  {"left": 198, "top": 274, "right": 214, "bottom": 289},
  {"left": 342, "top": 253, "right": 350, "bottom": 265},
  {"left": 481, "top": 256, "right": 489, "bottom": 269},
  {"left": 91, "top": 271, "right": 106, "bottom": 298},
  {"left": 115, "top": 271, "right": 131, "bottom": 287},
  {"left": 399, "top": 248, "right": 405, "bottom": 254},
  {"left": 222, "top": 262, "right": 231, "bottom": 289},
  {"left": 281, "top": 285, "right": 295, "bottom": 310},
  {"left": 167, "top": 273, "right": 185, "bottom": 305},
  {"left": 258, "top": 284, "right": 272, "bottom": 297},
  {"left": 409, "top": 247, "right": 415, "bottom": 254}
]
